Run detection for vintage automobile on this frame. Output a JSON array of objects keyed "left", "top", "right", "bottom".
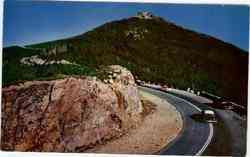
[
  {"left": 201, "top": 110, "right": 217, "bottom": 123},
  {"left": 191, "top": 109, "right": 217, "bottom": 123}
]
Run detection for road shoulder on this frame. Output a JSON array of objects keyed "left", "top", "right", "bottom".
[{"left": 85, "top": 89, "right": 183, "bottom": 154}]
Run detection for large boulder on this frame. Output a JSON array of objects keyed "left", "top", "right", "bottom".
[
  {"left": 98, "top": 65, "right": 143, "bottom": 128},
  {"left": 1, "top": 66, "right": 143, "bottom": 152}
]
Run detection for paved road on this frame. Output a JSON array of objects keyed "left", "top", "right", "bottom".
[
  {"left": 165, "top": 88, "right": 245, "bottom": 156},
  {"left": 214, "top": 109, "right": 246, "bottom": 156},
  {"left": 139, "top": 86, "right": 213, "bottom": 156}
]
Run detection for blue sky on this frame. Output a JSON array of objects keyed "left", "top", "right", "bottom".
[{"left": 3, "top": 1, "right": 249, "bottom": 51}]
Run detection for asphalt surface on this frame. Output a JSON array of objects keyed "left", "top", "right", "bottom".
[
  {"left": 163, "top": 88, "right": 246, "bottom": 156},
  {"left": 139, "top": 86, "right": 213, "bottom": 156},
  {"left": 213, "top": 109, "right": 246, "bottom": 156}
]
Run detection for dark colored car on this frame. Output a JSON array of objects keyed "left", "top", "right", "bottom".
[{"left": 191, "top": 110, "right": 217, "bottom": 123}]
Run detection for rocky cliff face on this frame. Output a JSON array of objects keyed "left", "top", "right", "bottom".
[{"left": 1, "top": 66, "right": 143, "bottom": 152}]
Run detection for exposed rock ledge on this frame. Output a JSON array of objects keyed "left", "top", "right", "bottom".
[{"left": 1, "top": 65, "right": 143, "bottom": 152}]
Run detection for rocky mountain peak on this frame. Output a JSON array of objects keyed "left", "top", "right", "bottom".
[{"left": 135, "top": 11, "right": 156, "bottom": 20}]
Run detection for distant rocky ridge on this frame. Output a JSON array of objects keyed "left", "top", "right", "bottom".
[
  {"left": 1, "top": 65, "right": 143, "bottom": 152},
  {"left": 20, "top": 55, "right": 75, "bottom": 66}
]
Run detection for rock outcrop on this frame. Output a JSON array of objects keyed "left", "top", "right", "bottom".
[
  {"left": 99, "top": 65, "right": 143, "bottom": 128},
  {"left": 125, "top": 27, "right": 149, "bottom": 40},
  {"left": 1, "top": 66, "right": 143, "bottom": 152},
  {"left": 135, "top": 11, "right": 154, "bottom": 20},
  {"left": 20, "top": 55, "right": 75, "bottom": 66}
]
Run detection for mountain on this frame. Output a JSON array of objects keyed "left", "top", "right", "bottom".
[{"left": 3, "top": 12, "right": 248, "bottom": 106}]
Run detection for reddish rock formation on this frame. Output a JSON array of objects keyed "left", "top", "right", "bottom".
[
  {"left": 1, "top": 66, "right": 143, "bottom": 152},
  {"left": 101, "top": 65, "right": 143, "bottom": 128}
]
